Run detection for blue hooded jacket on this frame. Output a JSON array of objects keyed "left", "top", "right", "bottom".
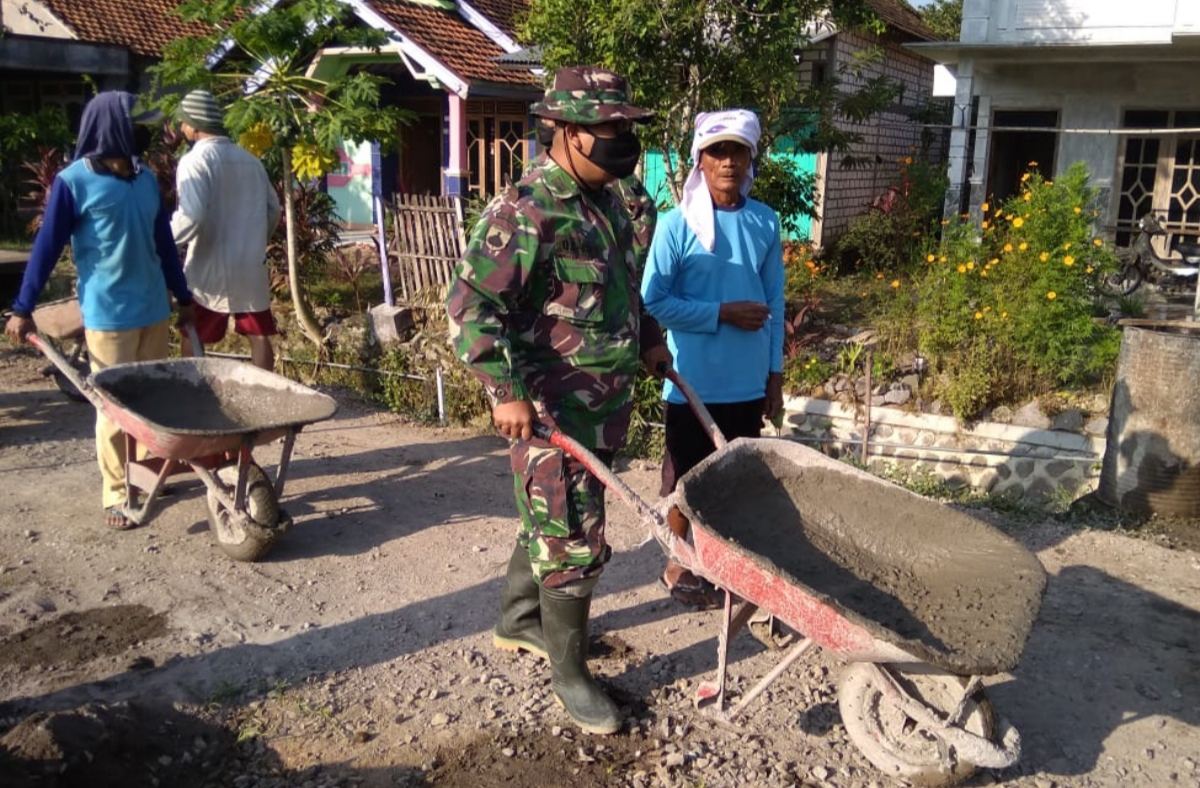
[
  {"left": 12, "top": 91, "right": 192, "bottom": 330},
  {"left": 73, "top": 91, "right": 140, "bottom": 163}
]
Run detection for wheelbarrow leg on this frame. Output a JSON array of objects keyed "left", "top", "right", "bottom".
[
  {"left": 724, "top": 636, "right": 814, "bottom": 722},
  {"left": 695, "top": 592, "right": 761, "bottom": 713},
  {"left": 274, "top": 430, "right": 297, "bottom": 498},
  {"left": 123, "top": 432, "right": 138, "bottom": 513},
  {"left": 120, "top": 433, "right": 174, "bottom": 526},
  {"left": 233, "top": 437, "right": 255, "bottom": 510}
]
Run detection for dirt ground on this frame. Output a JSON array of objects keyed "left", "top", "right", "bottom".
[{"left": 1, "top": 344, "right": 1198, "bottom": 788}]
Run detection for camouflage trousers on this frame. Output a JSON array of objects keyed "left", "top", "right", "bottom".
[{"left": 510, "top": 438, "right": 614, "bottom": 588}]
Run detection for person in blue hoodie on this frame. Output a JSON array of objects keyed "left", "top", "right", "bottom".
[
  {"left": 6, "top": 91, "right": 195, "bottom": 531},
  {"left": 641, "top": 109, "right": 785, "bottom": 609}
]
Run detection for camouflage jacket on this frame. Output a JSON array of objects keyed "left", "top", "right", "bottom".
[
  {"left": 530, "top": 153, "right": 658, "bottom": 269},
  {"left": 446, "top": 158, "right": 663, "bottom": 451},
  {"left": 611, "top": 174, "right": 657, "bottom": 271}
]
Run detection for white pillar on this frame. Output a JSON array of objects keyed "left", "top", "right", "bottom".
[
  {"left": 444, "top": 93, "right": 469, "bottom": 197},
  {"left": 943, "top": 62, "right": 976, "bottom": 221}
]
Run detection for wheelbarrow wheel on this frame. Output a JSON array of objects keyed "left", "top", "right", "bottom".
[
  {"left": 206, "top": 463, "right": 289, "bottom": 562},
  {"left": 838, "top": 663, "right": 995, "bottom": 787}
]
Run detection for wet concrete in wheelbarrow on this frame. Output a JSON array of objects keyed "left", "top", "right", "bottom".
[
  {"left": 95, "top": 363, "right": 335, "bottom": 435},
  {"left": 683, "top": 447, "right": 1048, "bottom": 675}
]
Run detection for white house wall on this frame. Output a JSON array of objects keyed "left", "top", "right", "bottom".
[
  {"left": 962, "top": 60, "right": 1200, "bottom": 225},
  {"left": 944, "top": 1, "right": 1200, "bottom": 224},
  {"left": 963, "top": 0, "right": 1194, "bottom": 45},
  {"left": 1, "top": 0, "right": 74, "bottom": 38}
]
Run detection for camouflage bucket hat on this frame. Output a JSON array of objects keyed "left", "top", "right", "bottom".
[{"left": 530, "top": 66, "right": 653, "bottom": 125}]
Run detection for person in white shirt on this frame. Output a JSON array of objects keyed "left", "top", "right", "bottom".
[{"left": 171, "top": 90, "right": 282, "bottom": 369}]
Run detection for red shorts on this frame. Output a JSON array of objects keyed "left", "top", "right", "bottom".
[{"left": 192, "top": 303, "right": 278, "bottom": 344}]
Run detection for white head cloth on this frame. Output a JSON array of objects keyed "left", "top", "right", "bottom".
[{"left": 679, "top": 109, "right": 762, "bottom": 251}]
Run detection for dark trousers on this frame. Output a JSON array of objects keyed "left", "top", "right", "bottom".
[{"left": 659, "top": 398, "right": 765, "bottom": 497}]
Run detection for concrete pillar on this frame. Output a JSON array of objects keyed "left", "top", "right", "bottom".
[
  {"left": 943, "top": 63, "right": 977, "bottom": 220},
  {"left": 443, "top": 93, "right": 469, "bottom": 197},
  {"left": 971, "top": 93, "right": 992, "bottom": 217}
]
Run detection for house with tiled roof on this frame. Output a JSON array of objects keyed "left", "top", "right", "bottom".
[
  {"left": 245, "top": 0, "right": 543, "bottom": 224},
  {"left": 0, "top": 0, "right": 205, "bottom": 126},
  {"left": 796, "top": 0, "right": 944, "bottom": 248},
  {"left": 1, "top": 0, "right": 541, "bottom": 211},
  {"left": 337, "top": 0, "right": 542, "bottom": 204}
]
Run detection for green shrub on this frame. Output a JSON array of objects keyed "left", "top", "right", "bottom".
[
  {"left": 0, "top": 107, "right": 74, "bottom": 241},
  {"left": 623, "top": 370, "right": 665, "bottom": 461},
  {"left": 783, "top": 241, "right": 825, "bottom": 303},
  {"left": 835, "top": 157, "right": 948, "bottom": 274},
  {"left": 752, "top": 155, "right": 818, "bottom": 240},
  {"left": 782, "top": 353, "right": 835, "bottom": 394},
  {"left": 908, "top": 162, "right": 1120, "bottom": 419}
]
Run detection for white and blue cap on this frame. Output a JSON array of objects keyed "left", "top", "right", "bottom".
[
  {"left": 691, "top": 109, "right": 762, "bottom": 160},
  {"left": 680, "top": 109, "right": 763, "bottom": 252}
]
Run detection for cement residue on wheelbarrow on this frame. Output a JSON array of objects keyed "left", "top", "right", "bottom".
[
  {"left": 93, "top": 359, "right": 336, "bottom": 435},
  {"left": 680, "top": 442, "right": 1047, "bottom": 676}
]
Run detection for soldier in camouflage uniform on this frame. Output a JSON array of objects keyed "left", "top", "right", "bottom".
[
  {"left": 446, "top": 67, "right": 671, "bottom": 736},
  {"left": 535, "top": 117, "right": 658, "bottom": 269}
]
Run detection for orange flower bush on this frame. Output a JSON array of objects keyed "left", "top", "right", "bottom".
[{"left": 895, "top": 163, "right": 1120, "bottom": 419}]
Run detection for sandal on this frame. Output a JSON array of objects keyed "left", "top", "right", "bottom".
[
  {"left": 103, "top": 507, "right": 135, "bottom": 531},
  {"left": 659, "top": 571, "right": 724, "bottom": 610}
]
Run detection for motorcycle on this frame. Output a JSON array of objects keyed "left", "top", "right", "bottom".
[{"left": 1104, "top": 213, "right": 1200, "bottom": 296}]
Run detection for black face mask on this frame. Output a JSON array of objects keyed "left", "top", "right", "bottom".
[
  {"left": 535, "top": 123, "right": 556, "bottom": 149},
  {"left": 580, "top": 129, "right": 641, "bottom": 179}
]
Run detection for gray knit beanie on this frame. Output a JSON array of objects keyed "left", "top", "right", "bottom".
[{"left": 177, "top": 90, "right": 226, "bottom": 135}]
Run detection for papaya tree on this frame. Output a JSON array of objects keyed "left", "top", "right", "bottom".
[{"left": 149, "top": 0, "right": 411, "bottom": 348}]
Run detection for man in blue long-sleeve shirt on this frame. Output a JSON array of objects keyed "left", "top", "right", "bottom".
[
  {"left": 641, "top": 109, "right": 785, "bottom": 608},
  {"left": 6, "top": 91, "right": 195, "bottom": 531}
]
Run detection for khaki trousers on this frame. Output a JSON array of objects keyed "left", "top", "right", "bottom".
[{"left": 84, "top": 320, "right": 170, "bottom": 508}]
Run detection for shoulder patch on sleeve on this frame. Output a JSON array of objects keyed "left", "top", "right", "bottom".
[{"left": 484, "top": 223, "right": 514, "bottom": 252}]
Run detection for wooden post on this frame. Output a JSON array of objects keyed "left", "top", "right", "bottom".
[
  {"left": 862, "top": 350, "right": 873, "bottom": 466},
  {"left": 371, "top": 142, "right": 395, "bottom": 308}
]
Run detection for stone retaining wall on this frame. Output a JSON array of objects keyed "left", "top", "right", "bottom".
[{"left": 779, "top": 396, "right": 1107, "bottom": 503}]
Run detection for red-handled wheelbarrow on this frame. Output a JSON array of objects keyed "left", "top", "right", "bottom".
[
  {"left": 28, "top": 331, "right": 337, "bottom": 562},
  {"left": 534, "top": 372, "right": 1047, "bottom": 787}
]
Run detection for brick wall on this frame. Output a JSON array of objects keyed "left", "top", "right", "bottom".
[{"left": 817, "top": 30, "right": 939, "bottom": 247}]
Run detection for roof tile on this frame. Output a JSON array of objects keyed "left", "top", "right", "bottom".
[
  {"left": 38, "top": 0, "right": 209, "bottom": 57},
  {"left": 862, "top": 0, "right": 939, "bottom": 42},
  {"left": 462, "top": 0, "right": 526, "bottom": 38},
  {"left": 370, "top": 0, "right": 538, "bottom": 86}
]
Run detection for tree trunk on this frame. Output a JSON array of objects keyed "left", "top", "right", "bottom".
[
  {"left": 663, "top": 139, "right": 683, "bottom": 205},
  {"left": 281, "top": 146, "right": 325, "bottom": 348}
]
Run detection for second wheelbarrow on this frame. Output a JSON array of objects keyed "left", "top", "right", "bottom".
[
  {"left": 534, "top": 373, "right": 1047, "bottom": 787},
  {"left": 30, "top": 334, "right": 337, "bottom": 561}
]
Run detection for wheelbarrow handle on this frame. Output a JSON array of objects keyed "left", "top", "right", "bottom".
[
  {"left": 184, "top": 322, "right": 205, "bottom": 358},
  {"left": 531, "top": 422, "right": 676, "bottom": 551},
  {"left": 662, "top": 368, "right": 727, "bottom": 451},
  {"left": 522, "top": 365, "right": 724, "bottom": 565},
  {"left": 26, "top": 333, "right": 102, "bottom": 408}
]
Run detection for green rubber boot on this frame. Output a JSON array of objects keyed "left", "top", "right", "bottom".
[
  {"left": 541, "top": 579, "right": 622, "bottom": 735},
  {"left": 492, "top": 545, "right": 548, "bottom": 660}
]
